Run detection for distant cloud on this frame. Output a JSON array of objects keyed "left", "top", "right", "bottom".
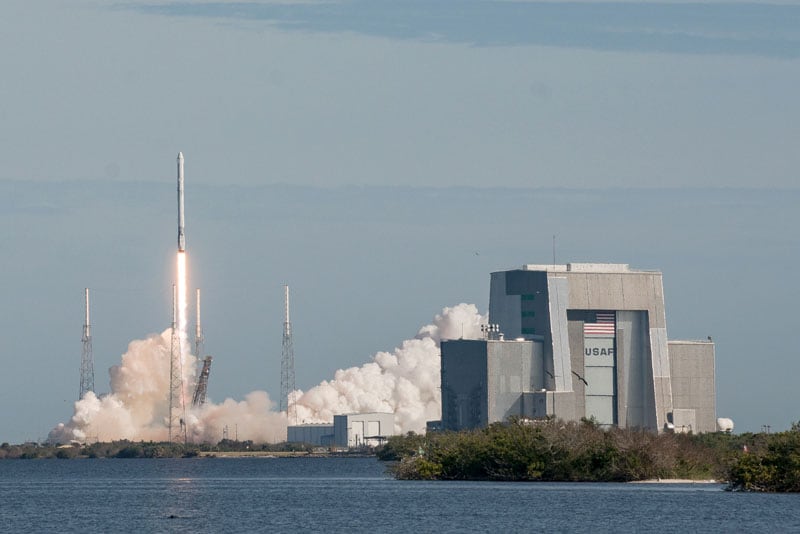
[{"left": 124, "top": 0, "right": 800, "bottom": 58}]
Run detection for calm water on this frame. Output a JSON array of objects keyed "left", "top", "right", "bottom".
[{"left": 0, "top": 457, "right": 798, "bottom": 533}]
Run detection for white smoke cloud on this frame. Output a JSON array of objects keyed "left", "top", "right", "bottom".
[
  {"left": 49, "top": 303, "right": 484, "bottom": 444},
  {"left": 293, "top": 303, "right": 484, "bottom": 434}
]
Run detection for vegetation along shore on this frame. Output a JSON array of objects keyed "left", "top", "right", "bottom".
[
  {"left": 377, "top": 418, "right": 800, "bottom": 492},
  {"left": 5, "top": 419, "right": 800, "bottom": 492}
]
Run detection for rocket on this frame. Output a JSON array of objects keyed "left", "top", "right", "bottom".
[{"left": 177, "top": 152, "right": 186, "bottom": 252}]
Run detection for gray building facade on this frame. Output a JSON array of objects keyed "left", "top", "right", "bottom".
[
  {"left": 287, "top": 424, "right": 334, "bottom": 446},
  {"left": 442, "top": 263, "right": 716, "bottom": 433}
]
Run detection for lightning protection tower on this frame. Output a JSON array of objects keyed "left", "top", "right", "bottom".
[
  {"left": 79, "top": 288, "right": 95, "bottom": 400},
  {"left": 169, "top": 285, "right": 187, "bottom": 443},
  {"left": 280, "top": 285, "right": 297, "bottom": 424}
]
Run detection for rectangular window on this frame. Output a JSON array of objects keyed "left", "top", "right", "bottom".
[
  {"left": 521, "top": 294, "right": 536, "bottom": 301},
  {"left": 521, "top": 328, "right": 536, "bottom": 335},
  {"left": 521, "top": 311, "right": 536, "bottom": 317}
]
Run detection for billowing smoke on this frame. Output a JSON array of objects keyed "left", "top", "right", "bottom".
[
  {"left": 49, "top": 303, "right": 484, "bottom": 444},
  {"left": 50, "top": 328, "right": 287, "bottom": 444},
  {"left": 293, "top": 303, "right": 484, "bottom": 433}
]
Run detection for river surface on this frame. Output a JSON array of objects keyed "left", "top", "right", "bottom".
[{"left": 0, "top": 457, "right": 798, "bottom": 533}]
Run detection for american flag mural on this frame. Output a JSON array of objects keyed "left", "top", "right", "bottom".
[{"left": 583, "top": 311, "right": 616, "bottom": 337}]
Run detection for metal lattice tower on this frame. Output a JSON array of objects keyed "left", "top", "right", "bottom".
[
  {"left": 280, "top": 285, "right": 297, "bottom": 424},
  {"left": 194, "top": 288, "right": 204, "bottom": 387},
  {"left": 192, "top": 356, "right": 213, "bottom": 407},
  {"left": 194, "top": 288, "right": 204, "bottom": 359},
  {"left": 79, "top": 288, "right": 95, "bottom": 400},
  {"left": 168, "top": 285, "right": 187, "bottom": 443}
]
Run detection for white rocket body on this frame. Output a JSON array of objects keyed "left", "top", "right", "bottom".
[{"left": 177, "top": 152, "right": 186, "bottom": 252}]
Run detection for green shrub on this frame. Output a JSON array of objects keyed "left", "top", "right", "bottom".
[{"left": 381, "top": 419, "right": 729, "bottom": 483}]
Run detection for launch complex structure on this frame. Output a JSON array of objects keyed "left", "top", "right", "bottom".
[
  {"left": 78, "top": 288, "right": 94, "bottom": 401},
  {"left": 76, "top": 153, "right": 212, "bottom": 443},
  {"left": 281, "top": 285, "right": 297, "bottom": 425},
  {"left": 77, "top": 152, "right": 301, "bottom": 443},
  {"left": 168, "top": 152, "right": 214, "bottom": 442},
  {"left": 167, "top": 152, "right": 188, "bottom": 443}
]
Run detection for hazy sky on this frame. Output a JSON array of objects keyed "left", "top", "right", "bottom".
[
  {"left": 1, "top": 1, "right": 798, "bottom": 442},
  {"left": 3, "top": 1, "right": 799, "bottom": 189}
]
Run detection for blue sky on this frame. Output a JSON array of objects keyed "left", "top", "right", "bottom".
[{"left": 0, "top": 1, "right": 798, "bottom": 442}]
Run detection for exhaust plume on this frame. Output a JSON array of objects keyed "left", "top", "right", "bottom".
[
  {"left": 293, "top": 303, "right": 484, "bottom": 433},
  {"left": 49, "top": 303, "right": 484, "bottom": 443}
]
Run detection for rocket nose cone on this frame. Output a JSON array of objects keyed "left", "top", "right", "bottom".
[{"left": 178, "top": 152, "right": 184, "bottom": 160}]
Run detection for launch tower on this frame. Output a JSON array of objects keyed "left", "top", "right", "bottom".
[
  {"left": 191, "top": 288, "right": 212, "bottom": 406},
  {"left": 192, "top": 356, "right": 213, "bottom": 407},
  {"left": 79, "top": 288, "right": 95, "bottom": 400}
]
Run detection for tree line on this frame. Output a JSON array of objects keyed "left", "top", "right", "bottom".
[
  {"left": 377, "top": 418, "right": 800, "bottom": 491},
  {"left": 0, "top": 439, "right": 309, "bottom": 459}
]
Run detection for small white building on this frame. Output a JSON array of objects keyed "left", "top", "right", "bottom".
[
  {"left": 333, "top": 413, "right": 395, "bottom": 448},
  {"left": 287, "top": 412, "right": 396, "bottom": 448}
]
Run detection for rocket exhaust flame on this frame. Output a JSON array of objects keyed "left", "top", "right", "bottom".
[{"left": 177, "top": 252, "right": 188, "bottom": 336}]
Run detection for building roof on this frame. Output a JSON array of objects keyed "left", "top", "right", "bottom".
[{"left": 499, "top": 263, "right": 662, "bottom": 274}]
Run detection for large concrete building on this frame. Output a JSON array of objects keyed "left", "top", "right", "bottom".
[{"left": 441, "top": 263, "right": 716, "bottom": 433}]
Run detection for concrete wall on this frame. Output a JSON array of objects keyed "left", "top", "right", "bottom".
[
  {"left": 522, "top": 391, "right": 577, "bottom": 421},
  {"left": 489, "top": 272, "right": 521, "bottom": 339},
  {"left": 669, "top": 341, "right": 716, "bottom": 433},
  {"left": 487, "top": 341, "right": 538, "bottom": 423},
  {"left": 565, "top": 270, "right": 667, "bottom": 327},
  {"left": 548, "top": 276, "right": 573, "bottom": 391},
  {"left": 617, "top": 311, "right": 657, "bottom": 430},
  {"left": 493, "top": 269, "right": 550, "bottom": 341},
  {"left": 566, "top": 316, "right": 586, "bottom": 420},
  {"left": 442, "top": 339, "right": 546, "bottom": 430},
  {"left": 441, "top": 340, "right": 488, "bottom": 430}
]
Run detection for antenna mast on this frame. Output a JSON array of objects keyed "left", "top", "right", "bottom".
[
  {"left": 280, "top": 285, "right": 297, "bottom": 424},
  {"left": 79, "top": 288, "right": 95, "bottom": 400},
  {"left": 169, "top": 284, "right": 186, "bottom": 443}
]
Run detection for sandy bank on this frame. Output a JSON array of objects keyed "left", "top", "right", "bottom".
[{"left": 630, "top": 479, "right": 720, "bottom": 484}]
